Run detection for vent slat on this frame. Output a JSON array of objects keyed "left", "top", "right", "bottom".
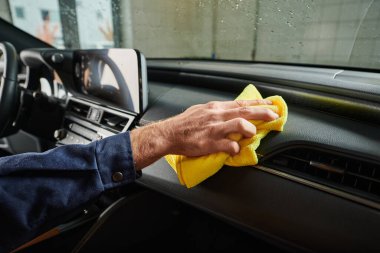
[
  {"left": 66, "top": 100, "right": 129, "bottom": 133},
  {"left": 68, "top": 101, "right": 90, "bottom": 119},
  {"left": 100, "top": 112, "right": 128, "bottom": 132},
  {"left": 262, "top": 148, "right": 380, "bottom": 203}
]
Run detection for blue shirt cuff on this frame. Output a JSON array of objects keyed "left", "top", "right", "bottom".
[{"left": 95, "top": 131, "right": 137, "bottom": 190}]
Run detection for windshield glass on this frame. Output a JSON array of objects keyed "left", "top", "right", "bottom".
[{"left": 1, "top": 0, "right": 380, "bottom": 69}]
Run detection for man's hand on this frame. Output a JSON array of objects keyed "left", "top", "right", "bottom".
[{"left": 130, "top": 99, "right": 278, "bottom": 170}]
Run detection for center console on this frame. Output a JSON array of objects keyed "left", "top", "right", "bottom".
[{"left": 54, "top": 97, "right": 136, "bottom": 145}]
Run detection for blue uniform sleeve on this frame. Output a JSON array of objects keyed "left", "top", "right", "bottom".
[{"left": 0, "top": 131, "right": 137, "bottom": 253}]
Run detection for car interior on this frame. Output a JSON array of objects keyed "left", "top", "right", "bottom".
[{"left": 0, "top": 1, "right": 379, "bottom": 252}]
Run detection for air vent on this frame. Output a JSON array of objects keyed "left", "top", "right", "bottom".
[
  {"left": 66, "top": 100, "right": 131, "bottom": 133},
  {"left": 67, "top": 100, "right": 90, "bottom": 119},
  {"left": 100, "top": 111, "right": 129, "bottom": 132},
  {"left": 262, "top": 148, "right": 380, "bottom": 202}
]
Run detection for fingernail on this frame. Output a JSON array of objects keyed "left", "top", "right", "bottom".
[
  {"left": 274, "top": 113, "right": 279, "bottom": 119},
  {"left": 265, "top": 100, "right": 273, "bottom": 104}
]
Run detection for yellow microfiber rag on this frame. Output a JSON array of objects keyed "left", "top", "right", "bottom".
[{"left": 165, "top": 84, "right": 288, "bottom": 188}]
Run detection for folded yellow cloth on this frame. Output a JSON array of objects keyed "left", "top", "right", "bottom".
[{"left": 165, "top": 84, "right": 288, "bottom": 188}]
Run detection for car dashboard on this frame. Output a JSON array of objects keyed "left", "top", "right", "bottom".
[
  {"left": 138, "top": 65, "right": 380, "bottom": 252},
  {"left": 10, "top": 48, "right": 380, "bottom": 252}
]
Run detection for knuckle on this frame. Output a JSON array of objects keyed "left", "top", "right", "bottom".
[
  {"left": 207, "top": 110, "right": 219, "bottom": 121},
  {"left": 206, "top": 101, "right": 219, "bottom": 109},
  {"left": 234, "top": 118, "right": 256, "bottom": 135},
  {"left": 235, "top": 100, "right": 244, "bottom": 107},
  {"left": 238, "top": 106, "right": 250, "bottom": 116},
  {"left": 255, "top": 99, "right": 265, "bottom": 105},
  {"left": 263, "top": 108, "right": 276, "bottom": 120},
  {"left": 236, "top": 118, "right": 247, "bottom": 129},
  {"left": 197, "top": 139, "right": 208, "bottom": 149}
]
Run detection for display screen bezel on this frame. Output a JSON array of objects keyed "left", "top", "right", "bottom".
[{"left": 72, "top": 49, "right": 144, "bottom": 114}]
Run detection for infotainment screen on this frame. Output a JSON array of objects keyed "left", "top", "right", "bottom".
[{"left": 73, "top": 49, "right": 147, "bottom": 114}]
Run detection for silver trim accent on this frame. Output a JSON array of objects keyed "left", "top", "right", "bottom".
[
  {"left": 333, "top": 70, "right": 344, "bottom": 79},
  {"left": 309, "top": 161, "right": 344, "bottom": 174},
  {"left": 66, "top": 115, "right": 117, "bottom": 139},
  {"left": 254, "top": 164, "right": 380, "bottom": 210},
  {"left": 140, "top": 52, "right": 148, "bottom": 112},
  {"left": 0, "top": 138, "right": 9, "bottom": 149}
]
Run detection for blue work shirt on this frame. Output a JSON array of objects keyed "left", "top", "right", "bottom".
[{"left": 0, "top": 132, "right": 137, "bottom": 253}]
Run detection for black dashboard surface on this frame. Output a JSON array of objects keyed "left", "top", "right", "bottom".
[
  {"left": 136, "top": 81, "right": 380, "bottom": 252},
  {"left": 143, "top": 82, "right": 380, "bottom": 161}
]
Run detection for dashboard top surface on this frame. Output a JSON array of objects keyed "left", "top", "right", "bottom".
[{"left": 142, "top": 82, "right": 380, "bottom": 162}]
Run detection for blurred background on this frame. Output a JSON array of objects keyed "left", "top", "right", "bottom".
[{"left": 0, "top": 0, "right": 379, "bottom": 69}]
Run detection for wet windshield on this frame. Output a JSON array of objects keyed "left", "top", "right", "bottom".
[{"left": 1, "top": 0, "right": 380, "bottom": 69}]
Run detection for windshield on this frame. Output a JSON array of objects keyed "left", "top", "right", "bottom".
[{"left": 1, "top": 0, "right": 380, "bottom": 69}]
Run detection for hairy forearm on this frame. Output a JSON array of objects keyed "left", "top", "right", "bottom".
[{"left": 130, "top": 120, "right": 172, "bottom": 170}]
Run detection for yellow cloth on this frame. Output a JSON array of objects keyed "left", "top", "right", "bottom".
[{"left": 165, "top": 84, "right": 288, "bottom": 188}]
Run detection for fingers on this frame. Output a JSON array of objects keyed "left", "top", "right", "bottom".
[
  {"left": 218, "top": 118, "right": 257, "bottom": 138},
  {"left": 170, "top": 98, "right": 280, "bottom": 158},
  {"left": 222, "top": 106, "right": 279, "bottom": 122},
  {"left": 205, "top": 99, "right": 272, "bottom": 110},
  {"left": 216, "top": 139, "right": 240, "bottom": 156},
  {"left": 186, "top": 99, "right": 273, "bottom": 114}
]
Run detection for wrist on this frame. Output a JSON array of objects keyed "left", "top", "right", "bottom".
[
  {"left": 154, "top": 119, "right": 175, "bottom": 155},
  {"left": 130, "top": 120, "right": 173, "bottom": 170}
]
